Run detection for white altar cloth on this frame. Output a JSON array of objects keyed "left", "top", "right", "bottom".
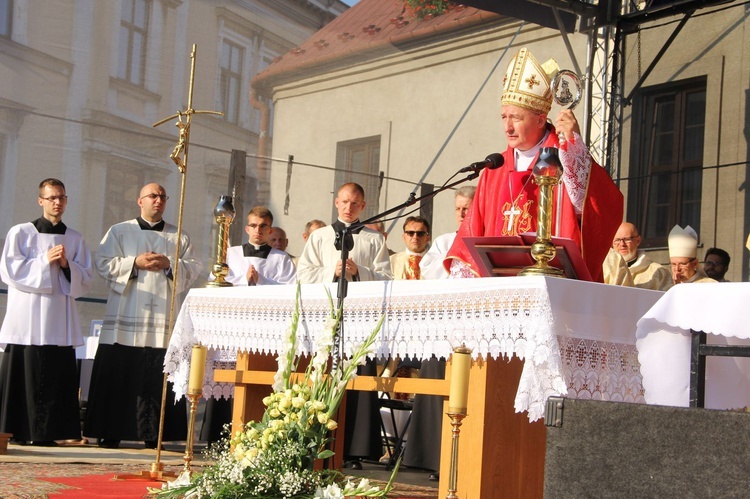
[
  {"left": 636, "top": 282, "right": 750, "bottom": 409},
  {"left": 165, "top": 276, "right": 662, "bottom": 421}
]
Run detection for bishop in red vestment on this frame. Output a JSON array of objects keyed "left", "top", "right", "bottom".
[{"left": 446, "top": 48, "right": 622, "bottom": 282}]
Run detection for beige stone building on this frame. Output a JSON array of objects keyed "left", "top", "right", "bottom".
[
  {"left": 0, "top": 0, "right": 348, "bottom": 325},
  {"left": 254, "top": 0, "right": 749, "bottom": 282}
]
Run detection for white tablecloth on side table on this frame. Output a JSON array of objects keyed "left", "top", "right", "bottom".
[{"left": 636, "top": 282, "right": 750, "bottom": 409}]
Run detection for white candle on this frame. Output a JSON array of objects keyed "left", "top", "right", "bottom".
[
  {"left": 448, "top": 346, "right": 472, "bottom": 414},
  {"left": 188, "top": 344, "right": 207, "bottom": 395}
]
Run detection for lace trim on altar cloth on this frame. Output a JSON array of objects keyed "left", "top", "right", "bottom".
[
  {"left": 164, "top": 281, "right": 646, "bottom": 423},
  {"left": 558, "top": 336, "right": 644, "bottom": 402},
  {"left": 559, "top": 132, "right": 591, "bottom": 214}
]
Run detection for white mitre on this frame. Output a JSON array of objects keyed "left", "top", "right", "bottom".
[{"left": 668, "top": 225, "right": 698, "bottom": 258}]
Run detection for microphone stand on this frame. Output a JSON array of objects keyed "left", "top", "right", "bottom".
[{"left": 331, "top": 168, "right": 484, "bottom": 369}]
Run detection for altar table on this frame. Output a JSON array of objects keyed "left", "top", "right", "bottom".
[
  {"left": 636, "top": 282, "right": 750, "bottom": 409},
  {"left": 166, "top": 276, "right": 662, "bottom": 498}
]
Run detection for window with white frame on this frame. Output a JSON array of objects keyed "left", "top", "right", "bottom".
[{"left": 117, "top": 0, "right": 150, "bottom": 86}]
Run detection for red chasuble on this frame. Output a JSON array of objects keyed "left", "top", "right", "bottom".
[{"left": 445, "top": 124, "right": 622, "bottom": 282}]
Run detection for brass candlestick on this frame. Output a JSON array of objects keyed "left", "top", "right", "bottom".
[
  {"left": 206, "top": 195, "right": 235, "bottom": 287},
  {"left": 519, "top": 147, "right": 565, "bottom": 277},
  {"left": 183, "top": 344, "right": 207, "bottom": 474},
  {"left": 445, "top": 412, "right": 466, "bottom": 499},
  {"left": 446, "top": 345, "right": 472, "bottom": 499},
  {"left": 183, "top": 392, "right": 201, "bottom": 473}
]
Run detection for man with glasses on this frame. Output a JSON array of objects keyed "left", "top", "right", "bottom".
[
  {"left": 85, "top": 182, "right": 202, "bottom": 449},
  {"left": 222, "top": 207, "right": 296, "bottom": 286},
  {"left": 390, "top": 216, "right": 431, "bottom": 280},
  {"left": 202, "top": 206, "right": 295, "bottom": 444},
  {"left": 668, "top": 225, "right": 716, "bottom": 284},
  {"left": 0, "top": 178, "right": 93, "bottom": 446},
  {"left": 603, "top": 222, "right": 672, "bottom": 291},
  {"left": 703, "top": 247, "right": 730, "bottom": 282}
]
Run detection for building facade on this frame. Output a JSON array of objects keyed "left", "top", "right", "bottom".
[
  {"left": 254, "top": 0, "right": 749, "bottom": 281},
  {"left": 0, "top": 0, "right": 348, "bottom": 325}
]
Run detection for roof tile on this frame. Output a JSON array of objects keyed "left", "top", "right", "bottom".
[{"left": 252, "top": 0, "right": 497, "bottom": 91}]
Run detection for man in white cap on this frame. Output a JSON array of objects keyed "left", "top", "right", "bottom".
[
  {"left": 668, "top": 225, "right": 716, "bottom": 284},
  {"left": 446, "top": 47, "right": 622, "bottom": 282}
]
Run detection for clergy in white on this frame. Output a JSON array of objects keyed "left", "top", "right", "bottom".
[
  {"left": 603, "top": 222, "right": 672, "bottom": 291},
  {"left": 222, "top": 206, "right": 295, "bottom": 286},
  {"left": 297, "top": 183, "right": 391, "bottom": 284},
  {"left": 0, "top": 178, "right": 93, "bottom": 444},
  {"left": 202, "top": 206, "right": 294, "bottom": 444},
  {"left": 84, "top": 183, "right": 202, "bottom": 448},
  {"left": 297, "top": 183, "right": 388, "bottom": 464},
  {"left": 420, "top": 186, "right": 475, "bottom": 280}
]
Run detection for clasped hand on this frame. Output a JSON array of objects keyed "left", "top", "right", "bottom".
[
  {"left": 47, "top": 244, "right": 69, "bottom": 268},
  {"left": 335, "top": 258, "right": 358, "bottom": 279},
  {"left": 135, "top": 251, "right": 170, "bottom": 271}
]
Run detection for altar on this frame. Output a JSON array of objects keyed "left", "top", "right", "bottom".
[{"left": 166, "top": 276, "right": 662, "bottom": 498}]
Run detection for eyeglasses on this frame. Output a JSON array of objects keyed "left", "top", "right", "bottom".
[
  {"left": 140, "top": 194, "right": 169, "bottom": 201},
  {"left": 39, "top": 195, "right": 68, "bottom": 202},
  {"left": 246, "top": 223, "right": 270, "bottom": 230},
  {"left": 670, "top": 259, "right": 696, "bottom": 270},
  {"left": 703, "top": 260, "right": 723, "bottom": 267},
  {"left": 404, "top": 230, "right": 428, "bottom": 237},
  {"left": 613, "top": 236, "right": 636, "bottom": 245}
]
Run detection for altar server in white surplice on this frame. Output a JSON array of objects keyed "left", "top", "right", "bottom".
[
  {"left": 84, "top": 182, "right": 202, "bottom": 449},
  {"left": 297, "top": 182, "right": 392, "bottom": 284},
  {"left": 297, "top": 182, "right": 391, "bottom": 468},
  {"left": 0, "top": 178, "right": 93, "bottom": 445},
  {"left": 201, "top": 206, "right": 294, "bottom": 444},
  {"left": 222, "top": 206, "right": 296, "bottom": 286}
]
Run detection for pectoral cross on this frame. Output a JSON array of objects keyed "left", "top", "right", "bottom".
[{"left": 504, "top": 205, "right": 521, "bottom": 233}]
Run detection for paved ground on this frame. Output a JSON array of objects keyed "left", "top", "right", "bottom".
[{"left": 0, "top": 440, "right": 438, "bottom": 490}]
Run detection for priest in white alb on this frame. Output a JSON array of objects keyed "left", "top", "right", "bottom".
[
  {"left": 0, "top": 178, "right": 93, "bottom": 445},
  {"left": 84, "top": 182, "right": 202, "bottom": 448}
]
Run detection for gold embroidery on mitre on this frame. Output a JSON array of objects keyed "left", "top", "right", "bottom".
[
  {"left": 501, "top": 47, "right": 558, "bottom": 115},
  {"left": 525, "top": 74, "right": 540, "bottom": 89}
]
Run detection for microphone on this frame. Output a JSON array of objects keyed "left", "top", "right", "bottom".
[{"left": 458, "top": 153, "right": 504, "bottom": 173}]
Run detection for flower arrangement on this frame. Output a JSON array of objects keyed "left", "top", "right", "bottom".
[
  {"left": 151, "top": 285, "right": 396, "bottom": 498},
  {"left": 404, "top": 0, "right": 459, "bottom": 20}
]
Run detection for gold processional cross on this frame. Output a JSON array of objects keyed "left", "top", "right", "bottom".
[{"left": 119, "top": 43, "right": 222, "bottom": 482}]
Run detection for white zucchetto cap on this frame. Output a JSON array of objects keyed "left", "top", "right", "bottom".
[{"left": 668, "top": 225, "right": 698, "bottom": 258}]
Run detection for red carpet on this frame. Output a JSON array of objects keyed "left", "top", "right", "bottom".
[{"left": 39, "top": 473, "right": 161, "bottom": 498}]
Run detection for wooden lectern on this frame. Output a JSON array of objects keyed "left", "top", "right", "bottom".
[
  {"left": 431, "top": 236, "right": 591, "bottom": 498},
  {"left": 463, "top": 234, "right": 593, "bottom": 281}
]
